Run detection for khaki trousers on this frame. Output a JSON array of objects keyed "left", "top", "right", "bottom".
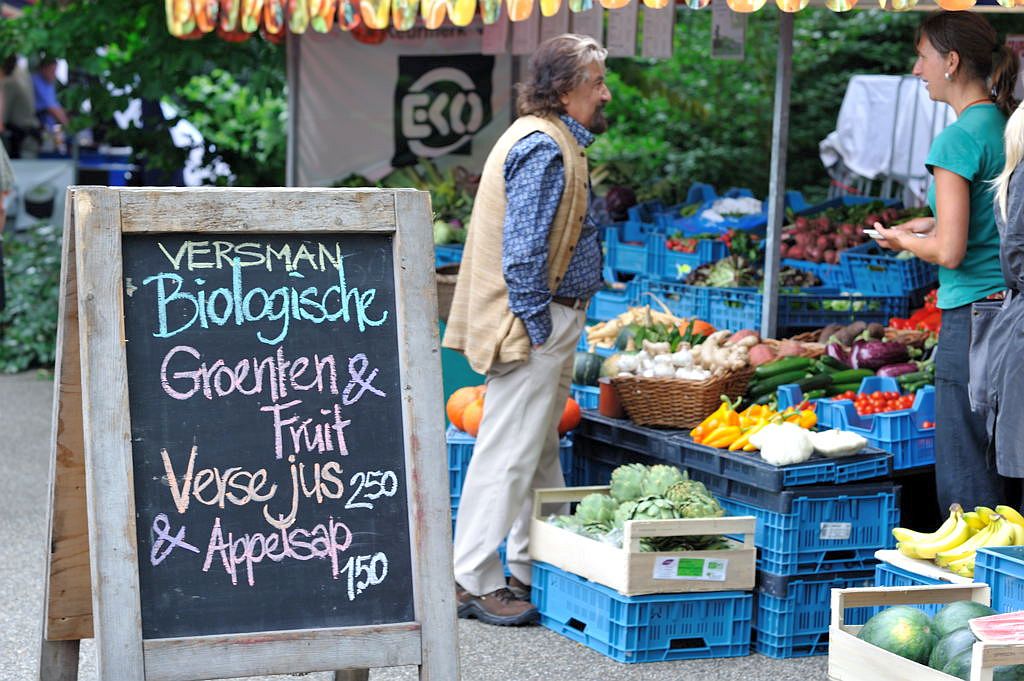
[{"left": 453, "top": 303, "right": 585, "bottom": 595}]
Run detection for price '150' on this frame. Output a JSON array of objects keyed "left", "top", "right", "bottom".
[{"left": 340, "top": 552, "right": 389, "bottom": 601}]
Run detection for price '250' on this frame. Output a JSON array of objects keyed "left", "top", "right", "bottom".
[{"left": 346, "top": 470, "right": 399, "bottom": 510}]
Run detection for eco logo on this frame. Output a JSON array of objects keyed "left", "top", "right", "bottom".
[{"left": 393, "top": 54, "right": 494, "bottom": 167}]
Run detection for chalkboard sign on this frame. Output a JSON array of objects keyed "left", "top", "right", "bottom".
[
  {"left": 122, "top": 233, "right": 414, "bottom": 638},
  {"left": 38, "top": 187, "right": 458, "bottom": 681}
]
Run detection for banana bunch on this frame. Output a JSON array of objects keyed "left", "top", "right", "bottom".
[{"left": 893, "top": 504, "right": 1024, "bottom": 578}]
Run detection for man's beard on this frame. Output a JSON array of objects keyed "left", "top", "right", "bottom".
[{"left": 587, "top": 107, "right": 608, "bottom": 134}]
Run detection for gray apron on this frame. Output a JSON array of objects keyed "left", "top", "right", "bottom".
[{"left": 970, "top": 168, "right": 1024, "bottom": 477}]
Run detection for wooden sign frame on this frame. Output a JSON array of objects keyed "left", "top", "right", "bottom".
[{"left": 38, "top": 186, "right": 459, "bottom": 681}]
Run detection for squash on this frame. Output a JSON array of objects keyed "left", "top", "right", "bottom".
[
  {"left": 573, "top": 351, "right": 604, "bottom": 387},
  {"left": 615, "top": 323, "right": 643, "bottom": 351}
]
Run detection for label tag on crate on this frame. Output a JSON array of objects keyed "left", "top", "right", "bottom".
[
  {"left": 652, "top": 557, "right": 728, "bottom": 581},
  {"left": 820, "top": 522, "right": 853, "bottom": 540}
]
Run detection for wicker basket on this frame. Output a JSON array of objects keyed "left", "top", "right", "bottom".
[
  {"left": 436, "top": 264, "right": 459, "bottom": 323},
  {"left": 611, "top": 367, "right": 755, "bottom": 429}
]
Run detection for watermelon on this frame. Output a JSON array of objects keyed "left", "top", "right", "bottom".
[
  {"left": 933, "top": 601, "right": 998, "bottom": 639},
  {"left": 929, "top": 628, "right": 977, "bottom": 671},
  {"left": 943, "top": 649, "right": 1024, "bottom": 681},
  {"left": 573, "top": 352, "right": 604, "bottom": 386},
  {"left": 858, "top": 606, "right": 937, "bottom": 665}
]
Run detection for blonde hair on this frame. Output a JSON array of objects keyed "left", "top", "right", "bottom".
[
  {"left": 516, "top": 34, "right": 608, "bottom": 118},
  {"left": 995, "top": 103, "right": 1024, "bottom": 222}
]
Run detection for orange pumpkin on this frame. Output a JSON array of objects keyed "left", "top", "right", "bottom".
[
  {"left": 557, "top": 398, "right": 581, "bottom": 436},
  {"left": 446, "top": 386, "right": 481, "bottom": 431},
  {"left": 678, "top": 318, "right": 716, "bottom": 338},
  {"left": 461, "top": 398, "right": 485, "bottom": 437}
]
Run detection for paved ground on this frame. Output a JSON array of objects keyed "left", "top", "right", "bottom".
[{"left": 1, "top": 371, "right": 828, "bottom": 680}]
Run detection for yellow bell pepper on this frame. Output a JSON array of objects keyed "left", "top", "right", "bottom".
[
  {"left": 728, "top": 421, "right": 769, "bottom": 451},
  {"left": 704, "top": 425, "right": 742, "bottom": 449},
  {"left": 691, "top": 396, "right": 741, "bottom": 442}
]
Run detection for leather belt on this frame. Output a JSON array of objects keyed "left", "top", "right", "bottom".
[{"left": 552, "top": 295, "right": 589, "bottom": 310}]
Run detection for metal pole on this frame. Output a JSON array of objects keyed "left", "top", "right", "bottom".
[
  {"left": 285, "top": 34, "right": 299, "bottom": 187},
  {"left": 760, "top": 11, "right": 794, "bottom": 339}
]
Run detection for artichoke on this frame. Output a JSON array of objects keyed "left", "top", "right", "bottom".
[
  {"left": 613, "top": 500, "right": 639, "bottom": 529},
  {"left": 641, "top": 464, "right": 686, "bottom": 498},
  {"left": 575, "top": 493, "right": 618, "bottom": 526},
  {"left": 609, "top": 463, "right": 649, "bottom": 503},
  {"left": 630, "top": 495, "right": 680, "bottom": 521}
]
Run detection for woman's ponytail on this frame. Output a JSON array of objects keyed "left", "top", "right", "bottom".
[{"left": 992, "top": 44, "right": 1020, "bottom": 118}]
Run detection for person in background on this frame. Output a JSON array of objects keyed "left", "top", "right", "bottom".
[
  {"left": 32, "top": 56, "right": 68, "bottom": 134},
  {"left": 0, "top": 142, "right": 13, "bottom": 310},
  {"left": 3, "top": 54, "right": 41, "bottom": 158},
  {"left": 975, "top": 103, "right": 1024, "bottom": 500},
  {"left": 443, "top": 34, "right": 611, "bottom": 626},
  {"left": 873, "top": 11, "right": 1020, "bottom": 513}
]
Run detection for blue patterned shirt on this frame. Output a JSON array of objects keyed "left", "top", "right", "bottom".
[{"left": 503, "top": 114, "right": 603, "bottom": 346}]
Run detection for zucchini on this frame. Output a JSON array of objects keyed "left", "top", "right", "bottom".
[
  {"left": 812, "top": 360, "right": 839, "bottom": 374},
  {"left": 803, "top": 389, "right": 827, "bottom": 400},
  {"left": 896, "top": 371, "right": 932, "bottom": 386},
  {"left": 754, "top": 357, "right": 813, "bottom": 379},
  {"left": 826, "top": 382, "right": 863, "bottom": 396},
  {"left": 796, "top": 373, "right": 833, "bottom": 391},
  {"left": 748, "top": 370, "right": 810, "bottom": 398},
  {"left": 818, "top": 355, "right": 847, "bottom": 370},
  {"left": 828, "top": 369, "right": 875, "bottom": 385}
]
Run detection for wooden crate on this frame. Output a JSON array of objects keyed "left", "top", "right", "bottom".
[
  {"left": 529, "top": 486, "right": 756, "bottom": 596},
  {"left": 828, "top": 584, "right": 1024, "bottom": 681}
]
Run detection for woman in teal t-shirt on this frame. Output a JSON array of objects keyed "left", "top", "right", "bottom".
[{"left": 874, "top": 11, "right": 1019, "bottom": 514}]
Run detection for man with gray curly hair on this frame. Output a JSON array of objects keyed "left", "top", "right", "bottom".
[{"left": 443, "top": 34, "right": 611, "bottom": 626}]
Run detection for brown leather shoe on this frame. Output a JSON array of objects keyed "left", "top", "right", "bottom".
[
  {"left": 507, "top": 576, "right": 531, "bottom": 602},
  {"left": 458, "top": 587, "right": 539, "bottom": 626},
  {"left": 455, "top": 582, "right": 474, "bottom": 617}
]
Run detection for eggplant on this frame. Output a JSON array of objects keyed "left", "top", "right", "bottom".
[
  {"left": 826, "top": 342, "right": 852, "bottom": 368},
  {"left": 850, "top": 340, "right": 909, "bottom": 370},
  {"left": 876, "top": 362, "right": 919, "bottom": 378}
]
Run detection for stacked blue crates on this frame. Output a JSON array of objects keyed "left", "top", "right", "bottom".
[
  {"left": 569, "top": 411, "right": 899, "bottom": 659},
  {"left": 533, "top": 412, "right": 756, "bottom": 663}
]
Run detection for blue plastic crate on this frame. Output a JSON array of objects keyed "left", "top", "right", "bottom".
[
  {"left": 646, "top": 232, "right": 729, "bottom": 282},
  {"left": 532, "top": 561, "right": 752, "bottom": 663},
  {"left": 716, "top": 483, "right": 900, "bottom": 576},
  {"left": 842, "top": 242, "right": 939, "bottom": 295},
  {"left": 604, "top": 227, "right": 647, "bottom": 277},
  {"left": 434, "top": 243, "right": 464, "bottom": 267},
  {"left": 704, "top": 286, "right": 910, "bottom": 334},
  {"left": 572, "top": 434, "right": 666, "bottom": 486},
  {"left": 754, "top": 570, "right": 875, "bottom": 658},
  {"left": 643, "top": 280, "right": 710, "bottom": 321},
  {"left": 447, "top": 425, "right": 577, "bottom": 495},
  {"left": 819, "top": 386, "right": 936, "bottom": 470},
  {"left": 626, "top": 200, "right": 668, "bottom": 225},
  {"left": 620, "top": 219, "right": 657, "bottom": 243},
  {"left": 660, "top": 433, "right": 891, "bottom": 492},
  {"left": 781, "top": 258, "right": 853, "bottom": 289},
  {"left": 588, "top": 279, "right": 646, "bottom": 322},
  {"left": 570, "top": 384, "right": 600, "bottom": 411},
  {"left": 975, "top": 546, "right": 1024, "bottom": 613},
  {"left": 576, "top": 411, "right": 679, "bottom": 458},
  {"left": 872, "top": 562, "right": 947, "bottom": 618},
  {"left": 792, "top": 195, "right": 902, "bottom": 217},
  {"left": 659, "top": 189, "right": 806, "bottom": 237}
]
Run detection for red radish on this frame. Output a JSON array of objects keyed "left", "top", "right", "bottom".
[{"left": 824, "top": 249, "right": 837, "bottom": 264}]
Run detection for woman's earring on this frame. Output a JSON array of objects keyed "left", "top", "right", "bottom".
[{"left": 944, "top": 72, "right": 952, "bottom": 81}]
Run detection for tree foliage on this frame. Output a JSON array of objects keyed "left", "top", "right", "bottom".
[
  {"left": 593, "top": 8, "right": 1024, "bottom": 204},
  {"left": 8, "top": 0, "right": 286, "bottom": 185}
]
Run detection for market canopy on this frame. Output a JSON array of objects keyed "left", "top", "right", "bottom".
[{"left": 167, "top": 0, "right": 1021, "bottom": 38}]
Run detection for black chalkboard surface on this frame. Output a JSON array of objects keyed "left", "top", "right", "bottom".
[{"left": 121, "top": 233, "right": 414, "bottom": 639}]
